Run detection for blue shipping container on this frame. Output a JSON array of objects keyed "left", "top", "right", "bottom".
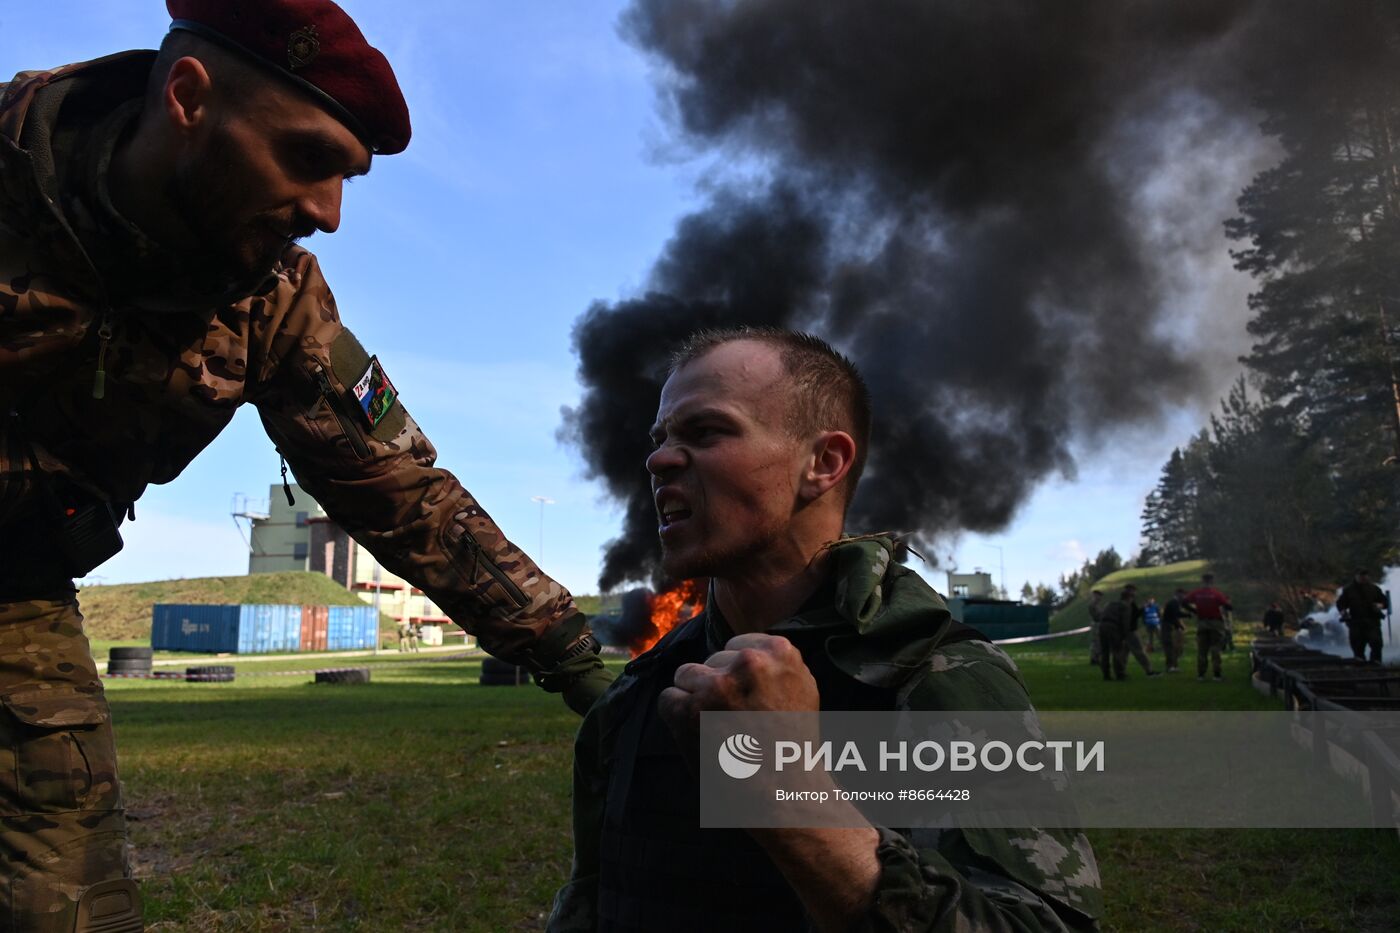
[
  {"left": 152, "top": 604, "right": 241, "bottom": 653},
  {"left": 327, "top": 605, "right": 378, "bottom": 650},
  {"left": 152, "top": 603, "right": 306, "bottom": 654},
  {"left": 235, "top": 605, "right": 303, "bottom": 654}
]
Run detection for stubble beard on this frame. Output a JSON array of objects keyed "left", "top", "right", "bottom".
[
  {"left": 659, "top": 519, "right": 783, "bottom": 585},
  {"left": 169, "top": 139, "right": 288, "bottom": 296}
]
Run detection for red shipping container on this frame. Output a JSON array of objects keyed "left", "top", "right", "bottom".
[{"left": 300, "top": 605, "right": 330, "bottom": 652}]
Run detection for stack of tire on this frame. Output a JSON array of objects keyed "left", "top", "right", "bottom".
[
  {"left": 106, "top": 647, "right": 153, "bottom": 678},
  {"left": 186, "top": 665, "right": 235, "bottom": 683},
  {"left": 479, "top": 656, "right": 529, "bottom": 686},
  {"left": 315, "top": 667, "right": 370, "bottom": 685}
]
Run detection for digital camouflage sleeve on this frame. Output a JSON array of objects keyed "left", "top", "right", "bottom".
[{"left": 552, "top": 537, "right": 1102, "bottom": 930}]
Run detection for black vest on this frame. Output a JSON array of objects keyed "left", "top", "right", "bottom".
[{"left": 595, "top": 614, "right": 986, "bottom": 932}]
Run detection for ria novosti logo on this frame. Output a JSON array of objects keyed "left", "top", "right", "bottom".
[{"left": 718, "top": 733, "right": 764, "bottom": 779}]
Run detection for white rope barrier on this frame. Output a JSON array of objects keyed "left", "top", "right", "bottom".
[{"left": 992, "top": 625, "right": 1091, "bottom": 646}]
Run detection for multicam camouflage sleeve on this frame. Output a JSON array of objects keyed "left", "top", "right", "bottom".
[{"left": 250, "top": 250, "right": 607, "bottom": 697}]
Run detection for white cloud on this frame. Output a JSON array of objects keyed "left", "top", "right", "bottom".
[{"left": 1052, "top": 539, "right": 1089, "bottom": 567}]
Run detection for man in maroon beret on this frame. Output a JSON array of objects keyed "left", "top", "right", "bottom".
[{"left": 0, "top": 2, "right": 611, "bottom": 928}]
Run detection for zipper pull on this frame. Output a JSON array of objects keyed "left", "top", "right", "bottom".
[
  {"left": 279, "top": 453, "right": 296, "bottom": 506},
  {"left": 92, "top": 316, "right": 114, "bottom": 399},
  {"left": 313, "top": 362, "right": 334, "bottom": 395}
]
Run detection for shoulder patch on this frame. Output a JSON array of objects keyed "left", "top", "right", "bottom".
[
  {"left": 329, "top": 329, "right": 406, "bottom": 441},
  {"left": 352, "top": 355, "right": 397, "bottom": 427}
]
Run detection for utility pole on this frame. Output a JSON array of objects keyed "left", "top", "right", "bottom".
[
  {"left": 984, "top": 543, "right": 1006, "bottom": 600},
  {"left": 530, "top": 496, "right": 555, "bottom": 561},
  {"left": 372, "top": 562, "right": 382, "bottom": 656}
]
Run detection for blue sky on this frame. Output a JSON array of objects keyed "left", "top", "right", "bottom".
[{"left": 1, "top": 2, "right": 1260, "bottom": 597}]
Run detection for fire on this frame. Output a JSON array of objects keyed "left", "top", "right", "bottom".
[{"left": 631, "top": 580, "right": 707, "bottom": 657}]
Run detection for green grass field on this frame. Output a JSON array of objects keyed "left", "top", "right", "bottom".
[{"left": 101, "top": 626, "right": 1400, "bottom": 933}]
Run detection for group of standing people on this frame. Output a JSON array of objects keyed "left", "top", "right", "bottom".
[{"left": 1087, "top": 574, "right": 1235, "bottom": 681}]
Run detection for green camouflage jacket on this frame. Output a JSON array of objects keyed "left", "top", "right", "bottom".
[
  {"left": 0, "top": 53, "right": 585, "bottom": 669},
  {"left": 551, "top": 536, "right": 1103, "bottom": 931}
]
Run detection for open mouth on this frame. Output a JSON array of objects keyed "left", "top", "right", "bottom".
[{"left": 659, "top": 506, "right": 693, "bottom": 529}]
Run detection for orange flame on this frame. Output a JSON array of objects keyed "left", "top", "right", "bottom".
[{"left": 631, "top": 580, "right": 707, "bottom": 657}]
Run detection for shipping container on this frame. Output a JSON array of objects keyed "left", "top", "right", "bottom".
[
  {"left": 300, "top": 605, "right": 329, "bottom": 652},
  {"left": 946, "top": 599, "right": 1050, "bottom": 641},
  {"left": 152, "top": 604, "right": 241, "bottom": 653},
  {"left": 326, "top": 605, "right": 379, "bottom": 650},
  {"left": 234, "top": 605, "right": 302, "bottom": 654},
  {"left": 153, "top": 604, "right": 311, "bottom": 654}
]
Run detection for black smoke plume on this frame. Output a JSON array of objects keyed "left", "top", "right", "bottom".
[{"left": 560, "top": 0, "right": 1380, "bottom": 591}]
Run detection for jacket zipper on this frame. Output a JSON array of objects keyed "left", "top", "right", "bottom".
[
  {"left": 91, "top": 311, "right": 113, "bottom": 399},
  {"left": 463, "top": 531, "right": 528, "bottom": 608},
  {"left": 313, "top": 364, "right": 370, "bottom": 460}
]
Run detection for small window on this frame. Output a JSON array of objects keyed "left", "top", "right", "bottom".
[
  {"left": 295, "top": 511, "right": 310, "bottom": 528},
  {"left": 293, "top": 542, "right": 309, "bottom": 561}
]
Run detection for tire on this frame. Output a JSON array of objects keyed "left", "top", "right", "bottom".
[
  {"left": 315, "top": 668, "right": 370, "bottom": 685},
  {"left": 109, "top": 647, "right": 154, "bottom": 661},
  {"left": 107, "top": 659, "right": 153, "bottom": 674},
  {"left": 186, "top": 665, "right": 235, "bottom": 683}
]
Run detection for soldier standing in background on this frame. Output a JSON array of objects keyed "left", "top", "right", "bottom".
[
  {"left": 1262, "top": 602, "right": 1286, "bottom": 638},
  {"left": 1161, "top": 587, "right": 1192, "bottom": 673},
  {"left": 1100, "top": 584, "right": 1160, "bottom": 681},
  {"left": 1337, "top": 570, "right": 1388, "bottom": 663},
  {"left": 1187, "top": 573, "right": 1233, "bottom": 681},
  {"left": 0, "top": 2, "right": 611, "bottom": 927}
]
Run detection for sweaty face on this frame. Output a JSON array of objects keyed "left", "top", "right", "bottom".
[
  {"left": 168, "top": 77, "right": 370, "bottom": 294},
  {"left": 646, "top": 341, "right": 809, "bottom": 582}
]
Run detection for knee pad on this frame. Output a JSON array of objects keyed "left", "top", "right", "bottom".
[{"left": 73, "top": 879, "right": 142, "bottom": 933}]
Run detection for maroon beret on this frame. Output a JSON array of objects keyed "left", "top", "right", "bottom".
[{"left": 166, "top": 0, "right": 410, "bottom": 154}]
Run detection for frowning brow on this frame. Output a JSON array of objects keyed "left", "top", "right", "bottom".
[
  {"left": 649, "top": 407, "right": 735, "bottom": 443},
  {"left": 292, "top": 129, "right": 373, "bottom": 177}
]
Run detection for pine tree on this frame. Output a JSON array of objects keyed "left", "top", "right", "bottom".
[
  {"left": 1225, "top": 3, "right": 1400, "bottom": 573},
  {"left": 1139, "top": 448, "right": 1201, "bottom": 565}
]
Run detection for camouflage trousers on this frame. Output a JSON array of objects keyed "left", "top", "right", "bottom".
[
  {"left": 1124, "top": 630, "right": 1154, "bottom": 675},
  {"left": 1196, "top": 627, "right": 1225, "bottom": 678},
  {"left": 0, "top": 598, "right": 142, "bottom": 932}
]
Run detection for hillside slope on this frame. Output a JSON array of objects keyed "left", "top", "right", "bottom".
[
  {"left": 75, "top": 573, "right": 607, "bottom": 642},
  {"left": 1050, "top": 560, "right": 1275, "bottom": 633},
  {"left": 76, "top": 573, "right": 389, "bottom": 641}
]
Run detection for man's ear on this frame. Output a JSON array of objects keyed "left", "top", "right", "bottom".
[
  {"left": 799, "top": 430, "right": 856, "bottom": 503},
  {"left": 163, "top": 56, "right": 215, "bottom": 136}
]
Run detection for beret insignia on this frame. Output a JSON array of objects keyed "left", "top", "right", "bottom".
[{"left": 287, "top": 25, "right": 320, "bottom": 70}]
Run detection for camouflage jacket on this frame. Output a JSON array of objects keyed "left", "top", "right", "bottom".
[
  {"left": 1098, "top": 598, "right": 1139, "bottom": 634},
  {"left": 550, "top": 536, "right": 1102, "bottom": 931},
  {"left": 0, "top": 53, "right": 582, "bottom": 667}
]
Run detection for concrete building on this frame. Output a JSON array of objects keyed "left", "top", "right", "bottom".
[
  {"left": 946, "top": 570, "right": 996, "bottom": 600},
  {"left": 241, "top": 484, "right": 459, "bottom": 638}
]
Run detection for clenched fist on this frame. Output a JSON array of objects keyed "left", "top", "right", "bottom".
[{"left": 657, "top": 633, "right": 819, "bottom": 751}]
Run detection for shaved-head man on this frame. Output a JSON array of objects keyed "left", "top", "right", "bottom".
[{"left": 550, "top": 327, "right": 1102, "bottom": 932}]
